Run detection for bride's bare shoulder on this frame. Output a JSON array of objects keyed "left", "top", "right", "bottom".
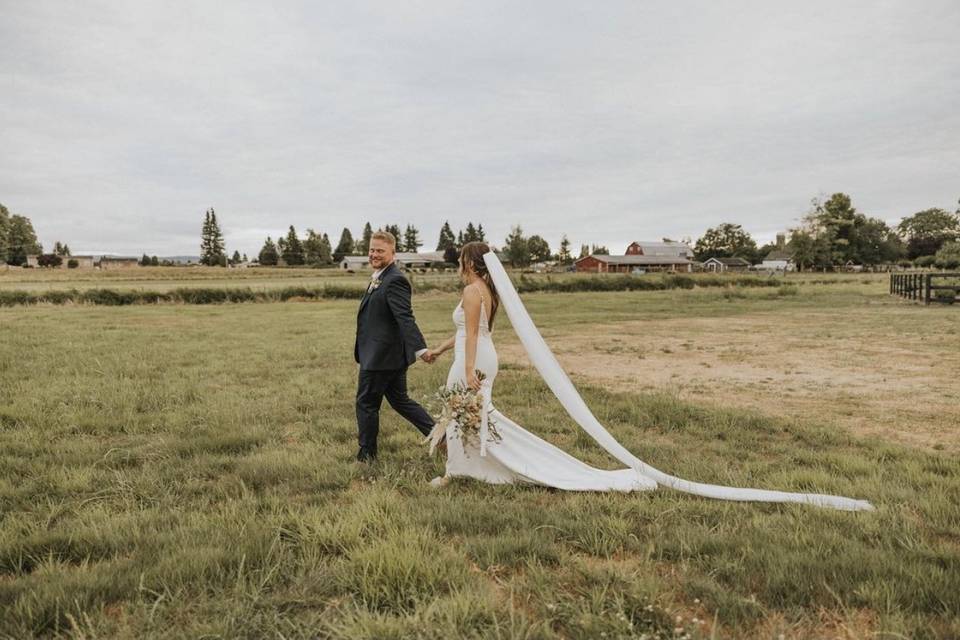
[{"left": 462, "top": 284, "right": 482, "bottom": 306}]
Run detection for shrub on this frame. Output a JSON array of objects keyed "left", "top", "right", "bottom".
[
  {"left": 276, "top": 286, "right": 322, "bottom": 301},
  {"left": 41, "top": 290, "right": 78, "bottom": 304},
  {"left": 67, "top": 259, "right": 79, "bottom": 269},
  {"left": 80, "top": 289, "right": 139, "bottom": 305},
  {"left": 914, "top": 255, "right": 936, "bottom": 268},
  {"left": 224, "top": 288, "right": 257, "bottom": 303},
  {"left": 171, "top": 288, "right": 229, "bottom": 304},
  {"left": 0, "top": 291, "right": 33, "bottom": 306},
  {"left": 36, "top": 254, "right": 63, "bottom": 268},
  {"left": 934, "top": 241, "right": 960, "bottom": 270},
  {"left": 322, "top": 285, "right": 365, "bottom": 300}
]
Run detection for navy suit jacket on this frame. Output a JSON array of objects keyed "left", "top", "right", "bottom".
[{"left": 354, "top": 262, "right": 427, "bottom": 371}]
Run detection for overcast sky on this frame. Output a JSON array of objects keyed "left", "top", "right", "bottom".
[{"left": 2, "top": 1, "right": 958, "bottom": 257}]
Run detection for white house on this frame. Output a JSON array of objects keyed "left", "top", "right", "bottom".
[
  {"left": 395, "top": 251, "right": 445, "bottom": 269},
  {"left": 761, "top": 249, "right": 795, "bottom": 271},
  {"left": 340, "top": 256, "right": 370, "bottom": 271},
  {"left": 702, "top": 257, "right": 751, "bottom": 272}
]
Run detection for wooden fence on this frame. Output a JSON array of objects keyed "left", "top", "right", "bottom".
[{"left": 890, "top": 272, "right": 960, "bottom": 305}]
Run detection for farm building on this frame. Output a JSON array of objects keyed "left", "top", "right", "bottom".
[
  {"left": 575, "top": 254, "right": 693, "bottom": 273},
  {"left": 98, "top": 257, "right": 140, "bottom": 270},
  {"left": 69, "top": 256, "right": 96, "bottom": 268},
  {"left": 761, "top": 249, "right": 795, "bottom": 271},
  {"left": 625, "top": 240, "right": 693, "bottom": 258},
  {"left": 341, "top": 251, "right": 448, "bottom": 272},
  {"left": 702, "top": 257, "right": 751, "bottom": 272},
  {"left": 395, "top": 251, "right": 445, "bottom": 269},
  {"left": 340, "top": 256, "right": 370, "bottom": 271}
]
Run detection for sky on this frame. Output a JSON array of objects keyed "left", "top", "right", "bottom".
[{"left": 2, "top": 0, "right": 958, "bottom": 257}]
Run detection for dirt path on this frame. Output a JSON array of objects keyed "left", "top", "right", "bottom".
[{"left": 497, "top": 312, "right": 960, "bottom": 453}]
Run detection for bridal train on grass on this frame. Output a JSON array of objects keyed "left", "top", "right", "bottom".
[{"left": 430, "top": 248, "right": 873, "bottom": 512}]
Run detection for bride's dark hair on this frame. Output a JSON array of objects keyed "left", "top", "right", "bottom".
[{"left": 459, "top": 241, "right": 499, "bottom": 330}]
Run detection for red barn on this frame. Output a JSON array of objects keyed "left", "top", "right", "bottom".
[{"left": 575, "top": 254, "right": 692, "bottom": 273}]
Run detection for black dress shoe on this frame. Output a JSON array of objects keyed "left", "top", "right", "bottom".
[{"left": 356, "top": 448, "right": 377, "bottom": 463}]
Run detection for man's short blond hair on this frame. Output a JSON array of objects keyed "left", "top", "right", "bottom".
[{"left": 370, "top": 231, "right": 396, "bottom": 248}]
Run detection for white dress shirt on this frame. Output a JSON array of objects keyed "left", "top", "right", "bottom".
[{"left": 371, "top": 263, "right": 428, "bottom": 361}]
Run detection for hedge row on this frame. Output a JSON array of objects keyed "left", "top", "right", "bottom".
[
  {"left": 511, "top": 273, "right": 781, "bottom": 293},
  {"left": 0, "top": 274, "right": 785, "bottom": 307},
  {"left": 0, "top": 285, "right": 365, "bottom": 307}
]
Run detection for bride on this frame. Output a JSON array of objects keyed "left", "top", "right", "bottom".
[
  {"left": 425, "top": 242, "right": 655, "bottom": 491},
  {"left": 423, "top": 242, "right": 873, "bottom": 511}
]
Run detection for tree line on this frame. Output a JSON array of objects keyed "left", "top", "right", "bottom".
[
  {"left": 692, "top": 193, "right": 960, "bottom": 270},
  {"left": 7, "top": 194, "right": 958, "bottom": 271}
]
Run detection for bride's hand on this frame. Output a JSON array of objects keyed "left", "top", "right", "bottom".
[{"left": 465, "top": 369, "right": 482, "bottom": 392}]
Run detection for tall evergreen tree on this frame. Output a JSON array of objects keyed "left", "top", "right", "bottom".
[
  {"left": 242, "top": 253, "right": 248, "bottom": 263},
  {"left": 476, "top": 223, "right": 486, "bottom": 242},
  {"left": 231, "top": 250, "right": 241, "bottom": 265},
  {"left": 139, "top": 253, "right": 151, "bottom": 266},
  {"left": 579, "top": 244, "right": 590, "bottom": 259},
  {"left": 382, "top": 224, "right": 402, "bottom": 242},
  {"left": 403, "top": 224, "right": 422, "bottom": 253},
  {"left": 150, "top": 255, "right": 159, "bottom": 266},
  {"left": 464, "top": 222, "right": 478, "bottom": 243},
  {"left": 356, "top": 222, "right": 373, "bottom": 255},
  {"left": 200, "top": 208, "right": 226, "bottom": 266},
  {"left": 558, "top": 234, "right": 572, "bottom": 265},
  {"left": 334, "top": 228, "right": 355, "bottom": 262},
  {"left": 320, "top": 233, "right": 333, "bottom": 264},
  {"left": 53, "top": 241, "right": 71, "bottom": 256},
  {"left": 259, "top": 237, "right": 279, "bottom": 266},
  {"left": 436, "top": 221, "right": 456, "bottom": 251},
  {"left": 457, "top": 230, "right": 464, "bottom": 247},
  {"left": 282, "top": 225, "right": 305, "bottom": 265}
]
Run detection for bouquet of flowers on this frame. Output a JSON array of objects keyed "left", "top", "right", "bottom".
[{"left": 425, "top": 370, "right": 501, "bottom": 457}]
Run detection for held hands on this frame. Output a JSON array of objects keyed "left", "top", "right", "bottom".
[{"left": 420, "top": 348, "right": 441, "bottom": 364}]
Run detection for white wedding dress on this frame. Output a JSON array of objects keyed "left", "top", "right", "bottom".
[
  {"left": 432, "top": 251, "right": 874, "bottom": 512},
  {"left": 440, "top": 295, "right": 656, "bottom": 492}
]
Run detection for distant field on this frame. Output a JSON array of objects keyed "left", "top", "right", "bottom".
[
  {"left": 1, "top": 275, "right": 957, "bottom": 638},
  {"left": 0, "top": 264, "right": 885, "bottom": 294}
]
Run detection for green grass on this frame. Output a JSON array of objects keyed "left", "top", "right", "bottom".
[{"left": 0, "top": 282, "right": 957, "bottom": 638}]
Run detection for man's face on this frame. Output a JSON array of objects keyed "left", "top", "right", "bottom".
[{"left": 368, "top": 238, "right": 394, "bottom": 270}]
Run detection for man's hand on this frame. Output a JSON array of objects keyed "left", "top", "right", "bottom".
[{"left": 419, "top": 348, "right": 438, "bottom": 364}]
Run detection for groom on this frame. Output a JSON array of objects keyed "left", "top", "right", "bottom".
[{"left": 354, "top": 230, "right": 436, "bottom": 462}]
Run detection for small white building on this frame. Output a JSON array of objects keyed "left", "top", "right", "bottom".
[
  {"left": 761, "top": 250, "right": 795, "bottom": 271},
  {"left": 702, "top": 257, "right": 751, "bottom": 272},
  {"left": 340, "top": 256, "right": 370, "bottom": 271}
]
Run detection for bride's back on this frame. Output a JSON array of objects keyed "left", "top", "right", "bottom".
[{"left": 456, "top": 282, "right": 494, "bottom": 334}]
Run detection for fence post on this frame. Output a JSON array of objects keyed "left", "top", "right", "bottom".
[{"left": 925, "top": 273, "right": 931, "bottom": 305}]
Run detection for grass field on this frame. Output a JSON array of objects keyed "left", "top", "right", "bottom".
[{"left": 1, "top": 272, "right": 958, "bottom": 638}]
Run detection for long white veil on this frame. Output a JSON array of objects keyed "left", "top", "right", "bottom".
[{"left": 482, "top": 251, "right": 874, "bottom": 512}]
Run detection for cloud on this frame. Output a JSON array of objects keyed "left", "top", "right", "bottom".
[{"left": 2, "top": 0, "right": 958, "bottom": 256}]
